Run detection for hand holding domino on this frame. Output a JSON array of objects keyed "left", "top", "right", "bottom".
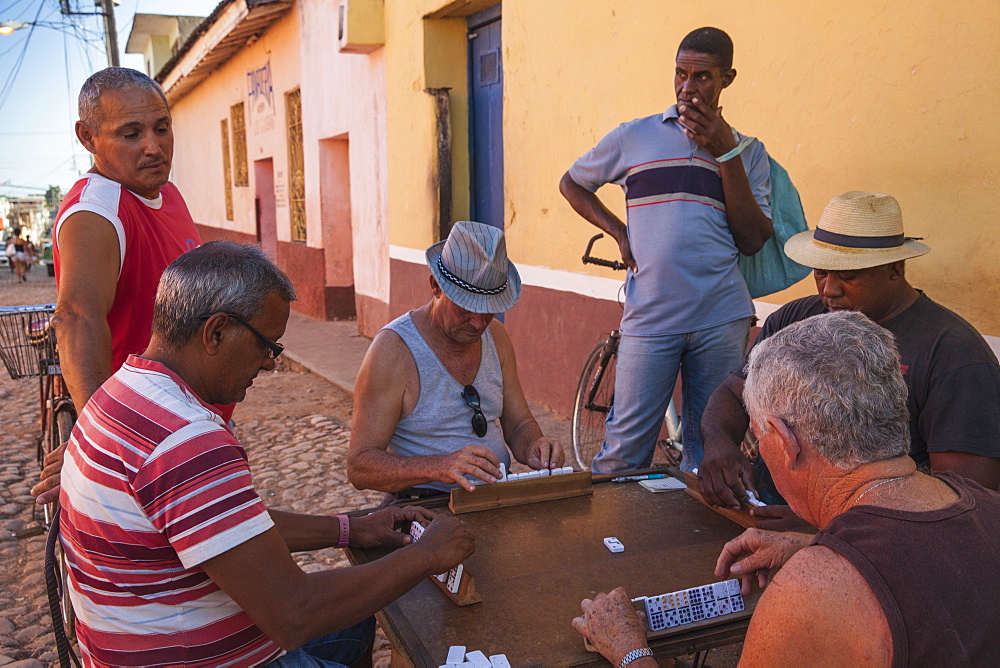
[{"left": 407, "top": 514, "right": 476, "bottom": 574}]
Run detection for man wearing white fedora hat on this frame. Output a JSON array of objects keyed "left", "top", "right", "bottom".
[
  {"left": 699, "top": 191, "right": 1000, "bottom": 523},
  {"left": 560, "top": 27, "right": 773, "bottom": 474},
  {"left": 347, "top": 221, "right": 565, "bottom": 496}
]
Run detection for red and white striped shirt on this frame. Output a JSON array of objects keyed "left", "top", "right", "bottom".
[{"left": 60, "top": 355, "right": 281, "bottom": 667}]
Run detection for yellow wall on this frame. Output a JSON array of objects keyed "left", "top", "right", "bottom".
[
  {"left": 383, "top": 4, "right": 472, "bottom": 251},
  {"left": 384, "top": 0, "right": 1000, "bottom": 334}
]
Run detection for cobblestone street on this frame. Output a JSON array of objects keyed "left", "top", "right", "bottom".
[{"left": 0, "top": 268, "right": 395, "bottom": 666}]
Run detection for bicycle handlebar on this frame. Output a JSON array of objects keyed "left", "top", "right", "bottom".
[{"left": 582, "top": 234, "right": 627, "bottom": 271}]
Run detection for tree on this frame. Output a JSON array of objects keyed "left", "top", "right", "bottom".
[{"left": 45, "top": 185, "right": 62, "bottom": 211}]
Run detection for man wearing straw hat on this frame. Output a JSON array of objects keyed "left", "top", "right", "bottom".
[
  {"left": 699, "top": 191, "right": 1000, "bottom": 522},
  {"left": 347, "top": 221, "right": 566, "bottom": 497}
]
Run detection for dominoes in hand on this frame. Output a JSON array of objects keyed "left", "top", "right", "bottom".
[{"left": 410, "top": 521, "right": 479, "bottom": 604}]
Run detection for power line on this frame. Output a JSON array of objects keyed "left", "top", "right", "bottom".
[
  {"left": 0, "top": 0, "right": 47, "bottom": 113},
  {"left": 0, "top": 0, "right": 35, "bottom": 17},
  {"left": 0, "top": 129, "right": 73, "bottom": 135}
]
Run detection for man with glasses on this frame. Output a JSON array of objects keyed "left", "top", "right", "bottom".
[
  {"left": 60, "top": 242, "right": 476, "bottom": 666},
  {"left": 347, "top": 221, "right": 566, "bottom": 498}
]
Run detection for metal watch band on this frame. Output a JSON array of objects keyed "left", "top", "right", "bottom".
[
  {"left": 618, "top": 647, "right": 654, "bottom": 668},
  {"left": 334, "top": 513, "right": 350, "bottom": 548}
]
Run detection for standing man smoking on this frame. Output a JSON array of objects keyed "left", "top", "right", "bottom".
[{"left": 560, "top": 27, "right": 772, "bottom": 473}]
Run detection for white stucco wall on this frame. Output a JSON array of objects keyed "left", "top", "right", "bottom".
[{"left": 298, "top": 0, "right": 389, "bottom": 302}]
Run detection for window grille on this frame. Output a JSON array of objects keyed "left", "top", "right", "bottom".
[
  {"left": 221, "top": 119, "right": 234, "bottom": 220},
  {"left": 231, "top": 102, "right": 248, "bottom": 187},
  {"left": 286, "top": 87, "right": 306, "bottom": 242}
]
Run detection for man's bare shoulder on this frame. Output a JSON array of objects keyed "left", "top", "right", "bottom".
[
  {"left": 487, "top": 319, "right": 514, "bottom": 357},
  {"left": 740, "top": 545, "right": 892, "bottom": 667},
  {"left": 359, "top": 328, "right": 419, "bottom": 389},
  {"left": 365, "top": 328, "right": 414, "bottom": 367},
  {"left": 486, "top": 317, "right": 509, "bottom": 335}
]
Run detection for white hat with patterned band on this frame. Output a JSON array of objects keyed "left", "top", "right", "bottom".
[
  {"left": 426, "top": 221, "right": 522, "bottom": 314},
  {"left": 784, "top": 191, "right": 930, "bottom": 271}
]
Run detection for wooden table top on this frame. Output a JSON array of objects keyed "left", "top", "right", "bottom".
[{"left": 347, "top": 474, "right": 756, "bottom": 667}]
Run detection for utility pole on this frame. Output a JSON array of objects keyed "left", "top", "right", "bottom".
[
  {"left": 95, "top": 0, "right": 119, "bottom": 67},
  {"left": 59, "top": 0, "right": 119, "bottom": 67}
]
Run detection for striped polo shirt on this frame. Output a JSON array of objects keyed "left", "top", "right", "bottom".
[
  {"left": 60, "top": 355, "right": 280, "bottom": 667},
  {"left": 569, "top": 105, "right": 771, "bottom": 335}
]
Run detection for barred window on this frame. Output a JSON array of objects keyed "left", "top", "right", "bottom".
[
  {"left": 286, "top": 87, "right": 306, "bottom": 242},
  {"left": 220, "top": 119, "right": 234, "bottom": 220},
  {"left": 231, "top": 102, "right": 248, "bottom": 187}
]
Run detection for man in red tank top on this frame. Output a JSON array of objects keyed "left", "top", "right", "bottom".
[{"left": 33, "top": 68, "right": 204, "bottom": 503}]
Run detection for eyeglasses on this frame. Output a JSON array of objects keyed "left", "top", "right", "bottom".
[
  {"left": 462, "top": 384, "right": 488, "bottom": 437},
  {"left": 200, "top": 312, "right": 284, "bottom": 359}
]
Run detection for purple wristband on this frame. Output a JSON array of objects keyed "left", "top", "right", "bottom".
[{"left": 334, "top": 514, "right": 350, "bottom": 548}]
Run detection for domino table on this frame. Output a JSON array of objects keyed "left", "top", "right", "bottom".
[{"left": 346, "top": 468, "right": 759, "bottom": 667}]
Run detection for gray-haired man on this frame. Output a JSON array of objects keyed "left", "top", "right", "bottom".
[
  {"left": 347, "top": 221, "right": 566, "bottom": 497},
  {"left": 60, "top": 242, "right": 474, "bottom": 666},
  {"left": 576, "top": 311, "right": 1000, "bottom": 666}
]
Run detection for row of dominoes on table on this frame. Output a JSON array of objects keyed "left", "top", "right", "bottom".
[
  {"left": 472, "top": 463, "right": 577, "bottom": 484},
  {"left": 634, "top": 579, "right": 745, "bottom": 632},
  {"left": 442, "top": 646, "right": 510, "bottom": 668}
]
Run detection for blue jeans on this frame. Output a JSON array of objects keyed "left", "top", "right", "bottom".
[
  {"left": 265, "top": 617, "right": 375, "bottom": 667},
  {"left": 591, "top": 317, "right": 752, "bottom": 474}
]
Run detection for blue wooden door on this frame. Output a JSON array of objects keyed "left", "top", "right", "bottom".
[{"left": 468, "top": 7, "right": 503, "bottom": 230}]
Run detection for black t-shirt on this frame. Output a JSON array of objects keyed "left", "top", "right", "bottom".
[{"left": 739, "top": 293, "right": 1000, "bottom": 466}]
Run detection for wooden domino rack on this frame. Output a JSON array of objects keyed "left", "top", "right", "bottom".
[
  {"left": 449, "top": 470, "right": 592, "bottom": 514},
  {"left": 682, "top": 471, "right": 760, "bottom": 529}
]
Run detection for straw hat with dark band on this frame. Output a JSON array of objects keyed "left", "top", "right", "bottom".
[
  {"left": 784, "top": 191, "right": 930, "bottom": 271},
  {"left": 426, "top": 221, "right": 522, "bottom": 314}
]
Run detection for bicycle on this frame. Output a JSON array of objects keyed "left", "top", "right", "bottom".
[
  {"left": 0, "top": 304, "right": 79, "bottom": 665},
  {"left": 571, "top": 235, "right": 683, "bottom": 470}
]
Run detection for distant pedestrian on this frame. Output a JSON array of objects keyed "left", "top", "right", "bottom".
[{"left": 10, "top": 227, "right": 29, "bottom": 283}]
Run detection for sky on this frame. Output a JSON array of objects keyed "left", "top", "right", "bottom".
[{"left": 0, "top": 0, "right": 220, "bottom": 198}]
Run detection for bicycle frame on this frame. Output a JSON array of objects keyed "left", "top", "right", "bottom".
[{"left": 584, "top": 332, "right": 619, "bottom": 414}]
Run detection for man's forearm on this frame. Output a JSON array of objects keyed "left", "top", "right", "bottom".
[
  {"left": 51, "top": 306, "right": 113, "bottom": 409},
  {"left": 270, "top": 509, "right": 343, "bottom": 552},
  {"left": 559, "top": 172, "right": 627, "bottom": 241},
  {"left": 505, "top": 418, "right": 545, "bottom": 465},
  {"left": 701, "top": 377, "right": 752, "bottom": 454},
  {"left": 719, "top": 157, "right": 772, "bottom": 256},
  {"left": 347, "top": 448, "right": 442, "bottom": 493}
]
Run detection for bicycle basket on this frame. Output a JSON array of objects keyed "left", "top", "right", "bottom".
[{"left": 0, "top": 304, "right": 58, "bottom": 380}]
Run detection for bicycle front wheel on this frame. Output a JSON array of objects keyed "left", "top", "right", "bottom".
[{"left": 572, "top": 340, "right": 617, "bottom": 470}]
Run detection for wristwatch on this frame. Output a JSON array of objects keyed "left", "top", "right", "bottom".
[{"left": 618, "top": 647, "right": 654, "bottom": 668}]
